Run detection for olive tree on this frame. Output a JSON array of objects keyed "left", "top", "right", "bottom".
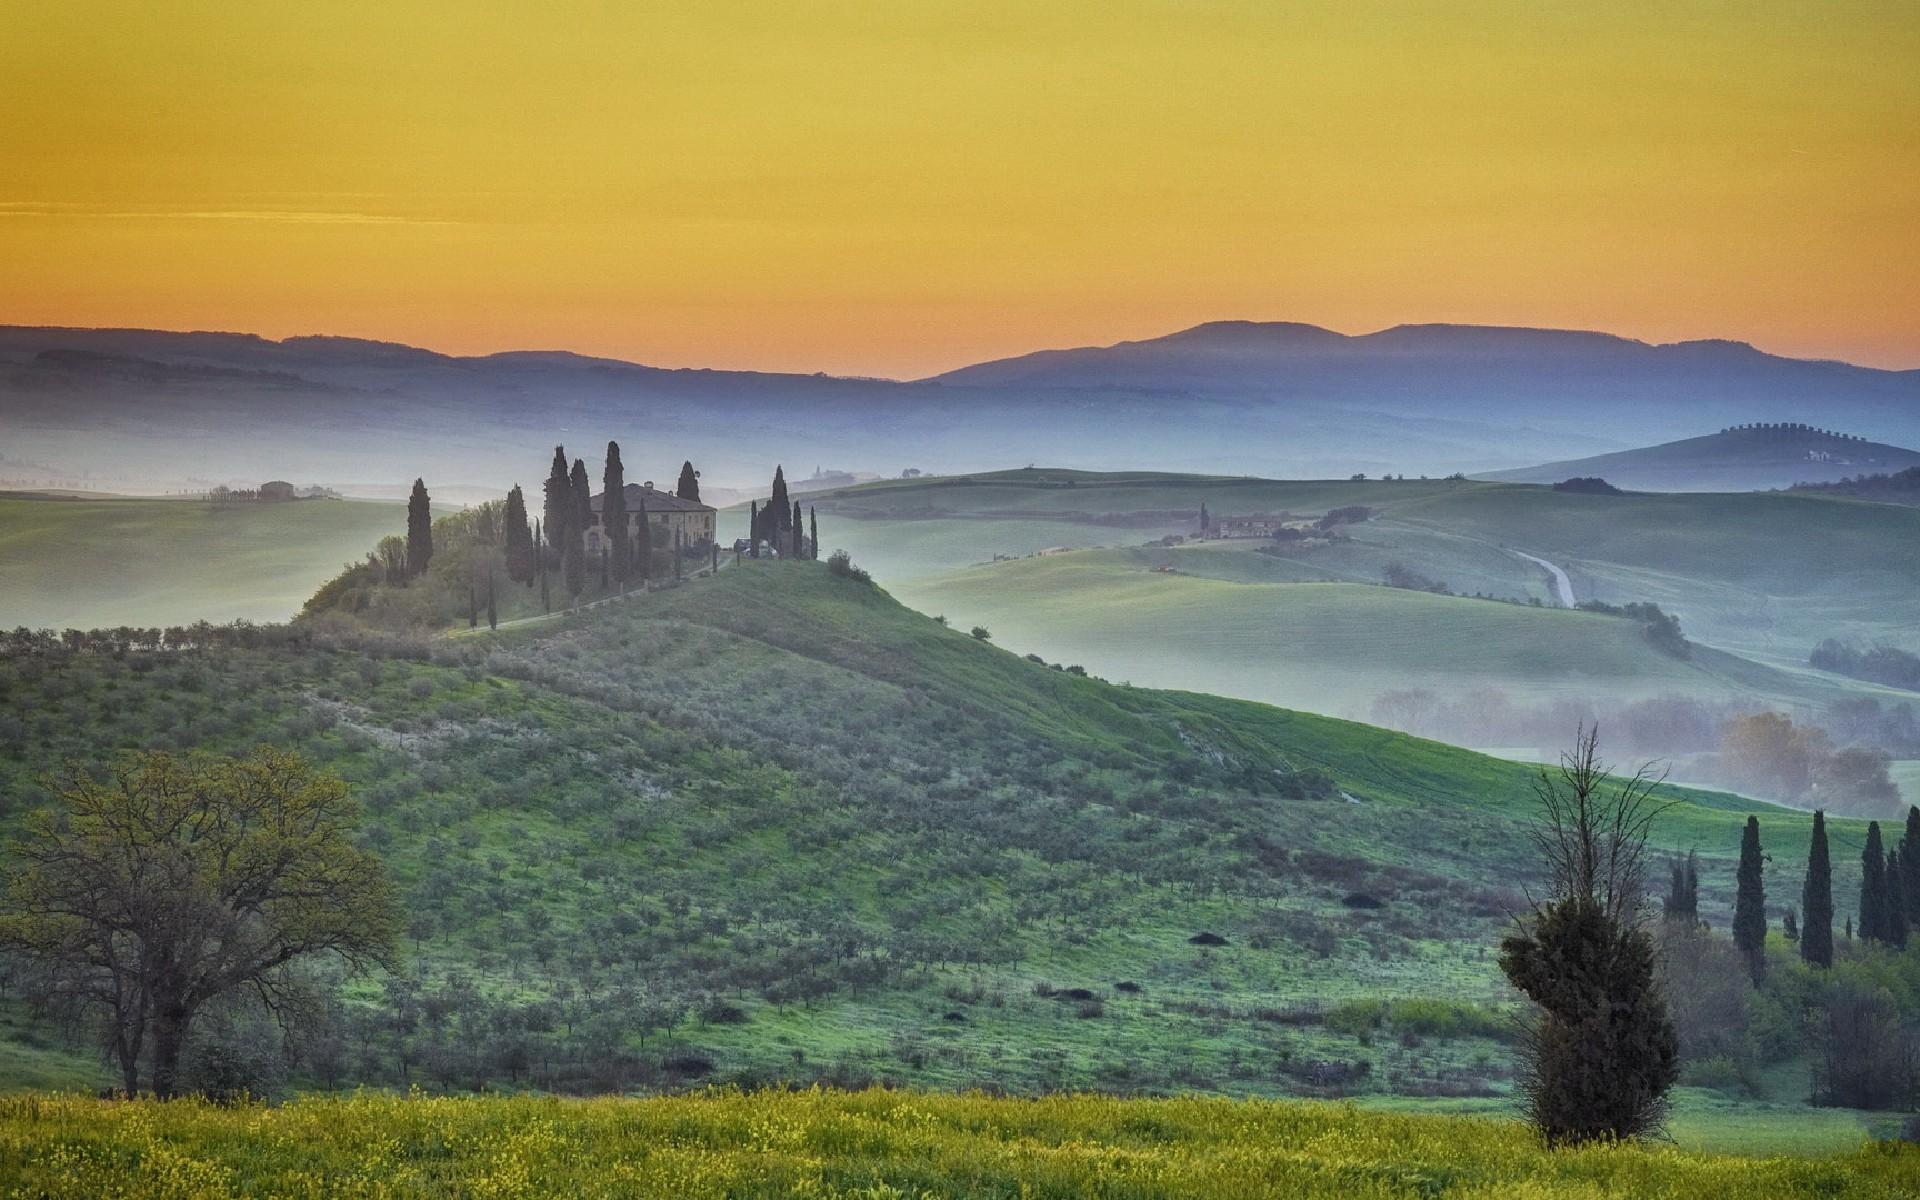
[{"left": 0, "top": 748, "right": 399, "bottom": 1097}]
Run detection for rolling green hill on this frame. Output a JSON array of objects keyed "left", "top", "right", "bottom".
[
  {"left": 804, "top": 471, "right": 1919, "bottom": 737},
  {"left": 1478, "top": 425, "right": 1920, "bottom": 492},
  {"left": 0, "top": 562, "right": 1863, "bottom": 1114},
  {"left": 0, "top": 494, "right": 406, "bottom": 630}
]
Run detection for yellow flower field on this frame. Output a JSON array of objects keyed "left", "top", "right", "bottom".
[{"left": 0, "top": 1088, "right": 1913, "bottom": 1199}]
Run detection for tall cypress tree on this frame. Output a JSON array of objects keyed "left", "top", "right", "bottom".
[
  {"left": 570, "top": 458, "right": 592, "bottom": 548},
  {"left": 770, "top": 466, "right": 789, "bottom": 533},
  {"left": 1662, "top": 852, "right": 1698, "bottom": 924},
  {"left": 633, "top": 498, "right": 651, "bottom": 586},
  {"left": 676, "top": 460, "right": 700, "bottom": 502},
  {"left": 1860, "top": 821, "right": 1888, "bottom": 944},
  {"left": 749, "top": 501, "right": 759, "bottom": 558},
  {"left": 793, "top": 500, "right": 804, "bottom": 558},
  {"left": 405, "top": 478, "right": 433, "bottom": 579},
  {"left": 503, "top": 485, "right": 534, "bottom": 584},
  {"left": 1901, "top": 806, "right": 1920, "bottom": 942},
  {"left": 1887, "top": 849, "right": 1909, "bottom": 948},
  {"left": 809, "top": 506, "right": 818, "bottom": 562},
  {"left": 1802, "top": 810, "right": 1833, "bottom": 967},
  {"left": 542, "top": 446, "right": 571, "bottom": 569},
  {"left": 1733, "top": 817, "right": 1767, "bottom": 981},
  {"left": 603, "top": 441, "right": 628, "bottom": 590},
  {"left": 1199, "top": 502, "right": 1210, "bottom": 532},
  {"left": 535, "top": 520, "right": 549, "bottom": 613}
]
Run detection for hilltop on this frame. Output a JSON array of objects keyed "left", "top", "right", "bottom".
[
  {"left": 1479, "top": 425, "right": 1920, "bottom": 492},
  {"left": 0, "top": 560, "right": 1851, "bottom": 1111}
]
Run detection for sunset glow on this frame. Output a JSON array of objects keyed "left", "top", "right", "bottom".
[{"left": 4, "top": 1, "right": 1917, "bottom": 375}]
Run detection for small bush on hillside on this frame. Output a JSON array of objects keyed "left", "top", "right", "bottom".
[
  {"left": 970, "top": 626, "right": 991, "bottom": 641},
  {"left": 824, "top": 550, "right": 870, "bottom": 584}
]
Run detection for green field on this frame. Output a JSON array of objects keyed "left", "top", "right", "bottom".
[
  {"left": 1, "top": 1089, "right": 1913, "bottom": 1197},
  {"left": 803, "top": 470, "right": 1920, "bottom": 731},
  {"left": 0, "top": 562, "right": 1888, "bottom": 1112},
  {"left": 0, "top": 494, "right": 405, "bottom": 629}
]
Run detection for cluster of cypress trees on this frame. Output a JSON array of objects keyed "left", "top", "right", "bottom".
[
  {"left": 746, "top": 465, "right": 819, "bottom": 560},
  {"left": 1681, "top": 805, "right": 1920, "bottom": 973}
]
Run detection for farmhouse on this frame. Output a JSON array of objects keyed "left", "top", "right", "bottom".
[
  {"left": 586, "top": 483, "right": 716, "bottom": 554},
  {"left": 1209, "top": 515, "right": 1287, "bottom": 539}
]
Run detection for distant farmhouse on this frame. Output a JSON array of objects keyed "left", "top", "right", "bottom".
[
  {"left": 1208, "top": 514, "right": 1289, "bottom": 539},
  {"left": 585, "top": 482, "right": 716, "bottom": 554}
]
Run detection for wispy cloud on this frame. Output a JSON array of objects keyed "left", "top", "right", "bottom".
[{"left": 0, "top": 202, "right": 454, "bottom": 225}]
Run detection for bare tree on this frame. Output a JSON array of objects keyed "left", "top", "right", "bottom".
[{"left": 1500, "top": 726, "right": 1681, "bottom": 1144}]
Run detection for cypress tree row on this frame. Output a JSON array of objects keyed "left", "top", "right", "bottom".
[
  {"left": 503, "top": 485, "right": 534, "bottom": 584},
  {"left": 1732, "top": 817, "right": 1767, "bottom": 981},
  {"left": 406, "top": 478, "right": 433, "bottom": 579},
  {"left": 542, "top": 446, "right": 571, "bottom": 569},
  {"left": 604, "top": 441, "right": 628, "bottom": 590},
  {"left": 1802, "top": 810, "right": 1833, "bottom": 967},
  {"left": 676, "top": 460, "right": 700, "bottom": 502},
  {"left": 1859, "top": 821, "right": 1888, "bottom": 944}
]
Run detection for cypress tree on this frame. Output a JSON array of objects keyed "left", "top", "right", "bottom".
[
  {"left": 1802, "top": 810, "right": 1833, "bottom": 967},
  {"left": 793, "top": 500, "right": 804, "bottom": 558},
  {"left": 1199, "top": 501, "right": 1209, "bottom": 532},
  {"left": 633, "top": 499, "right": 650, "bottom": 586},
  {"left": 809, "top": 506, "right": 818, "bottom": 561},
  {"left": 749, "top": 502, "right": 759, "bottom": 558},
  {"left": 562, "top": 528, "right": 585, "bottom": 602},
  {"left": 1901, "top": 806, "right": 1920, "bottom": 941},
  {"left": 770, "top": 466, "right": 789, "bottom": 533},
  {"left": 406, "top": 478, "right": 433, "bottom": 579},
  {"left": 676, "top": 460, "right": 700, "bottom": 502},
  {"left": 1860, "top": 821, "right": 1888, "bottom": 944},
  {"left": 535, "top": 520, "right": 549, "bottom": 612},
  {"left": 603, "top": 441, "right": 628, "bottom": 590},
  {"left": 1732, "top": 816, "right": 1766, "bottom": 981},
  {"left": 1662, "top": 853, "right": 1698, "bottom": 924},
  {"left": 570, "top": 458, "right": 592, "bottom": 549},
  {"left": 542, "top": 446, "right": 571, "bottom": 569},
  {"left": 503, "top": 485, "right": 534, "bottom": 584},
  {"left": 1887, "top": 849, "right": 1908, "bottom": 948},
  {"left": 1782, "top": 907, "right": 1798, "bottom": 942}
]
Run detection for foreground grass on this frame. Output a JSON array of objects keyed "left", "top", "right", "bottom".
[{"left": 0, "top": 1090, "right": 1913, "bottom": 1199}]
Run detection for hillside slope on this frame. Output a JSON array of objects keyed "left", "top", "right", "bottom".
[
  {"left": 1478, "top": 426, "right": 1920, "bottom": 492},
  {"left": 0, "top": 494, "right": 405, "bottom": 629},
  {"left": 0, "top": 562, "right": 1839, "bottom": 1100}
]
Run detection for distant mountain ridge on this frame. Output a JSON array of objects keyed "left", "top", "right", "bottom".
[
  {"left": 1478, "top": 424, "right": 1920, "bottom": 492},
  {"left": 3, "top": 320, "right": 1916, "bottom": 496}
]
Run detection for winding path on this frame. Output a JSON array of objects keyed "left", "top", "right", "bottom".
[{"left": 1510, "top": 549, "right": 1575, "bottom": 608}]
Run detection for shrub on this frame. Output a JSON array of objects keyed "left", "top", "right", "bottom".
[
  {"left": 824, "top": 550, "right": 871, "bottom": 584},
  {"left": 970, "top": 627, "right": 992, "bottom": 641}
]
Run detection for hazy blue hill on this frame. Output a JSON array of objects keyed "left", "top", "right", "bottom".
[
  {"left": 1479, "top": 426, "right": 1920, "bottom": 491},
  {"left": 7, "top": 321, "right": 1920, "bottom": 496}
]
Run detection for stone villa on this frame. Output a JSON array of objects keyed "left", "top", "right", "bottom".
[{"left": 585, "top": 483, "right": 717, "bottom": 554}]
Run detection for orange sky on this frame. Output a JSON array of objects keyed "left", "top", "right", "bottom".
[{"left": 2, "top": 2, "right": 1917, "bottom": 377}]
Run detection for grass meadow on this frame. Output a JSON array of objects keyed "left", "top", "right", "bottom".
[{"left": 0, "top": 1088, "right": 1913, "bottom": 1198}]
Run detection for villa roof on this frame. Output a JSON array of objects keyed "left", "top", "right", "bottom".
[{"left": 589, "top": 484, "right": 714, "bottom": 514}]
